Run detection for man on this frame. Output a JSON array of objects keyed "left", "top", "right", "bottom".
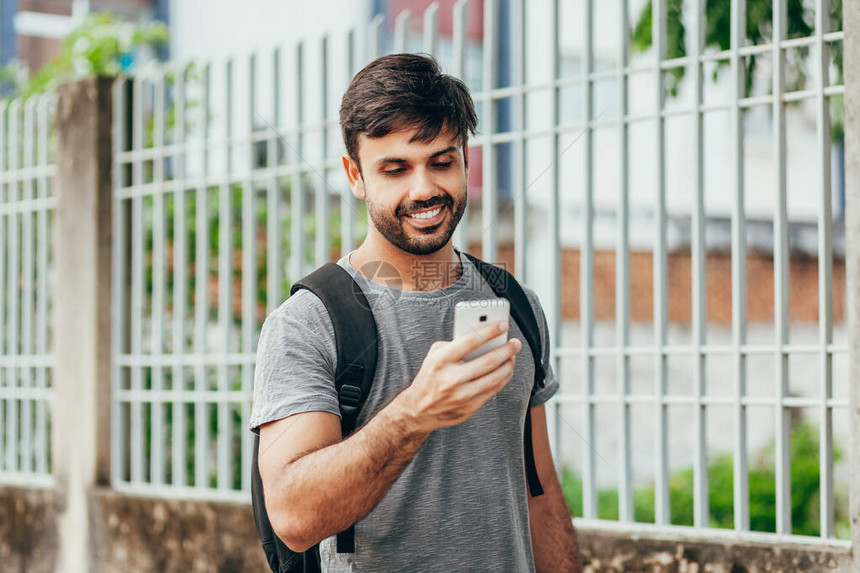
[{"left": 250, "top": 53, "right": 581, "bottom": 572}]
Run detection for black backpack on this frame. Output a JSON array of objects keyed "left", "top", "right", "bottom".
[{"left": 251, "top": 252, "right": 547, "bottom": 573}]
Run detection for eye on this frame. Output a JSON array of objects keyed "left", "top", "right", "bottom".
[
  {"left": 383, "top": 167, "right": 406, "bottom": 176},
  {"left": 432, "top": 161, "right": 453, "bottom": 169}
]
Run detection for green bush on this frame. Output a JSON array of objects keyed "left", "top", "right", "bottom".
[{"left": 562, "top": 420, "right": 849, "bottom": 538}]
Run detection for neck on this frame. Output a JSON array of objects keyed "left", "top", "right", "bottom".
[{"left": 350, "top": 231, "right": 462, "bottom": 291}]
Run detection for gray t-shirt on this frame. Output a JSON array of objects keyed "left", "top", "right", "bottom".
[{"left": 250, "top": 248, "right": 559, "bottom": 572}]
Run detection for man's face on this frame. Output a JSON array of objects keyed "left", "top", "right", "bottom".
[{"left": 344, "top": 127, "right": 469, "bottom": 256}]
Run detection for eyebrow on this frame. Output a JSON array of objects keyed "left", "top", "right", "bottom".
[{"left": 375, "top": 146, "right": 459, "bottom": 168}]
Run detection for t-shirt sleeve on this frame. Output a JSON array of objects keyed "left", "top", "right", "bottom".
[
  {"left": 523, "top": 287, "right": 560, "bottom": 409},
  {"left": 249, "top": 289, "right": 340, "bottom": 434}
]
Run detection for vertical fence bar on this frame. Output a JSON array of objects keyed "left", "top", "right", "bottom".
[
  {"left": 130, "top": 75, "right": 144, "bottom": 485},
  {"left": 151, "top": 72, "right": 167, "bottom": 487},
  {"left": 0, "top": 102, "right": 7, "bottom": 475},
  {"left": 652, "top": 0, "right": 669, "bottom": 526},
  {"left": 690, "top": 0, "right": 709, "bottom": 528},
  {"left": 580, "top": 0, "right": 597, "bottom": 520},
  {"left": 20, "top": 98, "right": 34, "bottom": 474},
  {"left": 35, "top": 95, "right": 50, "bottom": 475},
  {"left": 290, "top": 42, "right": 306, "bottom": 284},
  {"left": 423, "top": 2, "right": 439, "bottom": 56},
  {"left": 6, "top": 100, "right": 20, "bottom": 473},
  {"left": 0, "top": 101, "right": 6, "bottom": 475},
  {"left": 772, "top": 0, "right": 792, "bottom": 536},
  {"left": 368, "top": 14, "right": 384, "bottom": 60},
  {"left": 217, "top": 58, "right": 234, "bottom": 491},
  {"left": 616, "top": 0, "right": 633, "bottom": 523},
  {"left": 394, "top": 10, "right": 410, "bottom": 53},
  {"left": 267, "top": 48, "right": 282, "bottom": 313},
  {"left": 846, "top": 0, "right": 860, "bottom": 564},
  {"left": 172, "top": 64, "right": 188, "bottom": 488},
  {"left": 316, "top": 37, "right": 330, "bottom": 268},
  {"left": 193, "top": 63, "right": 211, "bottom": 490},
  {"left": 241, "top": 52, "right": 258, "bottom": 492},
  {"left": 815, "top": 0, "right": 835, "bottom": 539},
  {"left": 512, "top": 0, "right": 526, "bottom": 281},
  {"left": 481, "top": 0, "right": 497, "bottom": 263},
  {"left": 730, "top": 0, "right": 750, "bottom": 531},
  {"left": 451, "top": 0, "right": 468, "bottom": 251},
  {"left": 341, "top": 30, "right": 356, "bottom": 256},
  {"left": 111, "top": 78, "right": 127, "bottom": 486},
  {"left": 546, "top": 0, "right": 563, "bottom": 479}
]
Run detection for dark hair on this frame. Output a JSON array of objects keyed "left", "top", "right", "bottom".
[{"left": 339, "top": 53, "right": 477, "bottom": 168}]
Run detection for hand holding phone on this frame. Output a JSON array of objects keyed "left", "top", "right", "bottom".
[{"left": 394, "top": 312, "right": 521, "bottom": 433}]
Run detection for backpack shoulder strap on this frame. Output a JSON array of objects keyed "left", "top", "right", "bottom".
[
  {"left": 462, "top": 252, "right": 546, "bottom": 391},
  {"left": 291, "top": 263, "right": 379, "bottom": 437},
  {"left": 291, "top": 262, "right": 378, "bottom": 553},
  {"left": 463, "top": 251, "right": 546, "bottom": 497}
]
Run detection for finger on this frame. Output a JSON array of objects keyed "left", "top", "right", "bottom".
[
  {"left": 479, "top": 329, "right": 523, "bottom": 363},
  {"left": 442, "top": 320, "right": 510, "bottom": 362},
  {"left": 429, "top": 340, "right": 446, "bottom": 352},
  {"left": 464, "top": 323, "right": 522, "bottom": 365},
  {"left": 462, "top": 357, "right": 516, "bottom": 398},
  {"left": 458, "top": 338, "right": 521, "bottom": 381}
]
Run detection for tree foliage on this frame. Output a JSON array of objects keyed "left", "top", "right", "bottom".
[
  {"left": 0, "top": 11, "right": 168, "bottom": 100},
  {"left": 631, "top": 0, "right": 844, "bottom": 139}
]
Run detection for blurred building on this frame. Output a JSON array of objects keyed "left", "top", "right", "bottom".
[{"left": 0, "top": 1, "right": 14, "bottom": 68}]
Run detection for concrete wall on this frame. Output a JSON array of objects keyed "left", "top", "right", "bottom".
[
  {"left": 90, "top": 490, "right": 268, "bottom": 572},
  {"left": 0, "top": 486, "right": 269, "bottom": 573},
  {"left": 3, "top": 484, "right": 854, "bottom": 573},
  {"left": 5, "top": 482, "right": 853, "bottom": 573},
  {"left": 0, "top": 486, "right": 58, "bottom": 573},
  {"left": 578, "top": 527, "right": 852, "bottom": 573}
]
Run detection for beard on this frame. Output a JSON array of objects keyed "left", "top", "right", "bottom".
[{"left": 364, "top": 184, "right": 468, "bottom": 256}]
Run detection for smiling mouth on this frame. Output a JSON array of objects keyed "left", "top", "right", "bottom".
[
  {"left": 407, "top": 205, "right": 442, "bottom": 219},
  {"left": 404, "top": 205, "right": 446, "bottom": 228}
]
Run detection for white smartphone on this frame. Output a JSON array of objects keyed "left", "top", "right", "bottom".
[{"left": 453, "top": 299, "right": 511, "bottom": 361}]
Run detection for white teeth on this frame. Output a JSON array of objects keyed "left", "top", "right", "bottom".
[{"left": 408, "top": 207, "right": 442, "bottom": 220}]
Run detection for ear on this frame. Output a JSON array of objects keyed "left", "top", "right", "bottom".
[
  {"left": 342, "top": 153, "right": 365, "bottom": 199},
  {"left": 463, "top": 139, "right": 470, "bottom": 177}
]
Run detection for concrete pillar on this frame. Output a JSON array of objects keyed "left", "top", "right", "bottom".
[
  {"left": 53, "top": 76, "right": 114, "bottom": 573},
  {"left": 845, "top": 0, "right": 860, "bottom": 569}
]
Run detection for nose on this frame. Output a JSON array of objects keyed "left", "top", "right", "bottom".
[{"left": 408, "top": 167, "right": 438, "bottom": 202}]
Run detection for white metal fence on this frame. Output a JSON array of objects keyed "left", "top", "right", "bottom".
[
  {"left": 101, "top": 0, "right": 850, "bottom": 547},
  {"left": 0, "top": 95, "right": 55, "bottom": 486}
]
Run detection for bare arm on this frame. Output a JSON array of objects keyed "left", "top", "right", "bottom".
[
  {"left": 527, "top": 405, "right": 582, "bottom": 573},
  {"left": 259, "top": 320, "right": 523, "bottom": 552}
]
